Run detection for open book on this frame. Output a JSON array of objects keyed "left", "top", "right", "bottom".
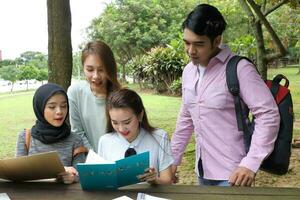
[
  {"left": 0, "top": 151, "right": 65, "bottom": 181},
  {"left": 77, "top": 150, "right": 149, "bottom": 190}
]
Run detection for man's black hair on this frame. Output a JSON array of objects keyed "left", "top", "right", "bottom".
[{"left": 182, "top": 4, "right": 227, "bottom": 43}]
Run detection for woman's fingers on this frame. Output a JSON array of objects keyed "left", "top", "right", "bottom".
[
  {"left": 57, "top": 171, "right": 78, "bottom": 184},
  {"left": 137, "top": 167, "right": 157, "bottom": 182}
]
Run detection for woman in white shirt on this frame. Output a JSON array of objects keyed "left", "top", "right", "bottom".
[{"left": 98, "top": 88, "right": 174, "bottom": 184}]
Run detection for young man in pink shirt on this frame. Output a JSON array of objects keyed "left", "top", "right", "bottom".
[{"left": 171, "top": 4, "right": 280, "bottom": 186}]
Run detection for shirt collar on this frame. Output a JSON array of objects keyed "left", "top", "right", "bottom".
[
  {"left": 214, "top": 46, "right": 231, "bottom": 64},
  {"left": 116, "top": 127, "right": 146, "bottom": 148},
  {"left": 188, "top": 45, "right": 231, "bottom": 70}
]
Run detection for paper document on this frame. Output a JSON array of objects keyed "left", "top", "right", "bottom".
[
  {"left": 0, "top": 151, "right": 65, "bottom": 181},
  {"left": 0, "top": 193, "right": 11, "bottom": 200},
  {"left": 77, "top": 150, "right": 149, "bottom": 190},
  {"left": 137, "top": 193, "right": 170, "bottom": 200},
  {"left": 112, "top": 196, "right": 134, "bottom": 200}
]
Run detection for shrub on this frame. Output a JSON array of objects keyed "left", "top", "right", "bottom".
[{"left": 130, "top": 38, "right": 187, "bottom": 95}]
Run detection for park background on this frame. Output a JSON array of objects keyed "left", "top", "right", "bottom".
[{"left": 0, "top": 0, "right": 299, "bottom": 187}]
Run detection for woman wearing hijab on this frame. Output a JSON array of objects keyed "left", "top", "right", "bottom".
[{"left": 15, "top": 83, "right": 87, "bottom": 184}]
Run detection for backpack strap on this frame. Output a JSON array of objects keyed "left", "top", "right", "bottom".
[
  {"left": 25, "top": 128, "right": 31, "bottom": 153},
  {"left": 272, "top": 74, "right": 289, "bottom": 87},
  {"left": 73, "top": 146, "right": 88, "bottom": 158},
  {"left": 226, "top": 55, "right": 250, "bottom": 132},
  {"left": 270, "top": 74, "right": 289, "bottom": 98}
]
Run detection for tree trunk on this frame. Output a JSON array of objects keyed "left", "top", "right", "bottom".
[
  {"left": 10, "top": 83, "right": 14, "bottom": 93},
  {"left": 253, "top": 21, "right": 268, "bottom": 80},
  {"left": 47, "top": 0, "right": 72, "bottom": 90},
  {"left": 122, "top": 65, "right": 126, "bottom": 83}
]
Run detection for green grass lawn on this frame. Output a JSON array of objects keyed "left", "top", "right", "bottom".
[
  {"left": 0, "top": 91, "right": 36, "bottom": 158},
  {"left": 0, "top": 67, "right": 299, "bottom": 162}
]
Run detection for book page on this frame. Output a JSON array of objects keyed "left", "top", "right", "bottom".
[
  {"left": 112, "top": 196, "right": 134, "bottom": 200},
  {"left": 0, "top": 193, "right": 11, "bottom": 200},
  {"left": 85, "top": 149, "right": 115, "bottom": 164}
]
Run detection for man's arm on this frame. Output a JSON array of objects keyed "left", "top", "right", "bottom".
[
  {"left": 171, "top": 101, "right": 195, "bottom": 182},
  {"left": 229, "top": 60, "right": 280, "bottom": 186}
]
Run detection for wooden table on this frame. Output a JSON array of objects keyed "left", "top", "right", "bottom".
[{"left": 0, "top": 180, "right": 300, "bottom": 200}]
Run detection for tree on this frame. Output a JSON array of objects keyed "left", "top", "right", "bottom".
[
  {"left": 87, "top": 0, "right": 197, "bottom": 82},
  {"left": 0, "top": 65, "right": 19, "bottom": 92},
  {"left": 238, "top": 0, "right": 295, "bottom": 79},
  {"left": 36, "top": 68, "right": 48, "bottom": 84},
  {"left": 268, "top": 4, "right": 300, "bottom": 67},
  {"left": 20, "top": 51, "right": 48, "bottom": 69},
  {"left": 47, "top": 0, "right": 72, "bottom": 90},
  {"left": 72, "top": 51, "right": 83, "bottom": 80},
  {"left": 0, "top": 59, "right": 16, "bottom": 68},
  {"left": 18, "top": 66, "right": 39, "bottom": 90},
  {"left": 296, "top": 40, "right": 300, "bottom": 74}
]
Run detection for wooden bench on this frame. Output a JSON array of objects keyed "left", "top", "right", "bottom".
[{"left": 0, "top": 179, "right": 300, "bottom": 199}]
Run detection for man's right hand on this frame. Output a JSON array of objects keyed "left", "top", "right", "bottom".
[{"left": 171, "top": 164, "right": 179, "bottom": 184}]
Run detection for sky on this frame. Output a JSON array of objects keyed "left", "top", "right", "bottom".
[{"left": 0, "top": 0, "right": 111, "bottom": 60}]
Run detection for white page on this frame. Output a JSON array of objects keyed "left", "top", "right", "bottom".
[
  {"left": 85, "top": 149, "right": 115, "bottom": 164},
  {"left": 112, "top": 196, "right": 134, "bottom": 200},
  {"left": 0, "top": 193, "right": 11, "bottom": 200},
  {"left": 137, "top": 193, "right": 169, "bottom": 200}
]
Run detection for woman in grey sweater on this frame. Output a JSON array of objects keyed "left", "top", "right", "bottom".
[
  {"left": 16, "top": 83, "right": 87, "bottom": 184},
  {"left": 67, "top": 41, "right": 121, "bottom": 151}
]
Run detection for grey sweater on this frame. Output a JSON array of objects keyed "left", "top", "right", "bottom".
[
  {"left": 67, "top": 81, "right": 107, "bottom": 151},
  {"left": 15, "top": 130, "right": 86, "bottom": 167}
]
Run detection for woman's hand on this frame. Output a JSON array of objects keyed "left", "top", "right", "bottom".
[
  {"left": 57, "top": 166, "right": 79, "bottom": 184},
  {"left": 137, "top": 167, "right": 157, "bottom": 184}
]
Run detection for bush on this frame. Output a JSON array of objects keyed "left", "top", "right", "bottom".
[
  {"left": 170, "top": 78, "right": 182, "bottom": 96},
  {"left": 130, "top": 38, "right": 187, "bottom": 95}
]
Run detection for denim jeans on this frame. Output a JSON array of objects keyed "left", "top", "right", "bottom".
[{"left": 198, "top": 176, "right": 230, "bottom": 186}]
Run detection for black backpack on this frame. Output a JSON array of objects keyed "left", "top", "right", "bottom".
[{"left": 226, "top": 55, "right": 294, "bottom": 175}]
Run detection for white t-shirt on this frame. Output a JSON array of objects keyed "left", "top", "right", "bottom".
[
  {"left": 198, "top": 65, "right": 206, "bottom": 85},
  {"left": 98, "top": 128, "right": 174, "bottom": 172}
]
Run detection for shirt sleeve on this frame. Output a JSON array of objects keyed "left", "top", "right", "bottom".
[
  {"left": 157, "top": 130, "right": 174, "bottom": 172},
  {"left": 67, "top": 84, "right": 92, "bottom": 150},
  {"left": 237, "top": 60, "right": 280, "bottom": 172},
  {"left": 171, "top": 99, "right": 194, "bottom": 166},
  {"left": 15, "top": 130, "right": 28, "bottom": 157}
]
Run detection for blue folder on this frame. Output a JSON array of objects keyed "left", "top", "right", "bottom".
[{"left": 77, "top": 151, "right": 149, "bottom": 190}]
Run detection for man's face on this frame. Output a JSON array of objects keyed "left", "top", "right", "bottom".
[{"left": 183, "top": 28, "right": 220, "bottom": 66}]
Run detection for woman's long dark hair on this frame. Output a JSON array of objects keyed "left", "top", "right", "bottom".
[
  {"left": 106, "top": 88, "right": 155, "bottom": 133},
  {"left": 81, "top": 41, "right": 121, "bottom": 97}
]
